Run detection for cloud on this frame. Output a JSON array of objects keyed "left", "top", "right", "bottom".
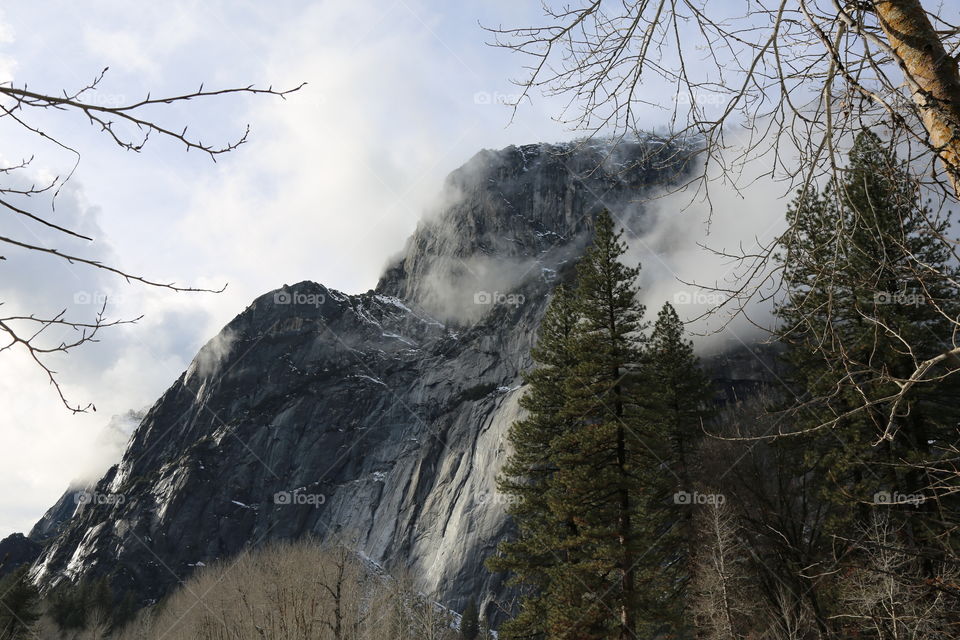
[
  {"left": 175, "top": 2, "right": 471, "bottom": 296},
  {"left": 72, "top": 410, "right": 144, "bottom": 487},
  {"left": 623, "top": 145, "right": 789, "bottom": 354},
  {"left": 0, "top": 9, "right": 12, "bottom": 44},
  {"left": 0, "top": 172, "right": 220, "bottom": 534},
  {"left": 186, "top": 328, "right": 237, "bottom": 383},
  {"left": 81, "top": 6, "right": 201, "bottom": 77},
  {"left": 0, "top": 9, "right": 15, "bottom": 84},
  {"left": 416, "top": 254, "right": 543, "bottom": 324}
]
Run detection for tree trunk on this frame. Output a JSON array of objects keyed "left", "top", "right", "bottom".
[
  {"left": 609, "top": 284, "right": 635, "bottom": 639},
  {"left": 873, "top": 0, "right": 960, "bottom": 196},
  {"left": 612, "top": 362, "right": 635, "bottom": 639},
  {"left": 617, "top": 419, "right": 635, "bottom": 640}
]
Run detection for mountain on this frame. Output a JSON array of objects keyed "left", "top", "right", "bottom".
[
  {"left": 0, "top": 533, "right": 41, "bottom": 579},
  {"left": 26, "top": 138, "right": 726, "bottom": 618},
  {"left": 28, "top": 487, "right": 87, "bottom": 543}
]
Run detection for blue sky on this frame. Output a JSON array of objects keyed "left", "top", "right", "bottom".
[{"left": 0, "top": 1, "right": 774, "bottom": 535}]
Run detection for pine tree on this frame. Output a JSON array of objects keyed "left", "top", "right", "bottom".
[
  {"left": 836, "top": 134, "right": 960, "bottom": 539},
  {"left": 88, "top": 576, "right": 113, "bottom": 614},
  {"left": 775, "top": 130, "right": 960, "bottom": 602},
  {"left": 478, "top": 619, "right": 494, "bottom": 639},
  {"left": 487, "top": 284, "right": 579, "bottom": 640},
  {"left": 460, "top": 597, "right": 479, "bottom": 640},
  {"left": 113, "top": 589, "right": 139, "bottom": 629},
  {"left": 49, "top": 581, "right": 87, "bottom": 630},
  {"left": 492, "top": 212, "right": 715, "bottom": 639},
  {"left": 545, "top": 211, "right": 652, "bottom": 640},
  {"left": 648, "top": 302, "right": 711, "bottom": 492},
  {"left": 47, "top": 575, "right": 118, "bottom": 632},
  {"left": 0, "top": 567, "right": 40, "bottom": 639},
  {"left": 645, "top": 301, "right": 712, "bottom": 619}
]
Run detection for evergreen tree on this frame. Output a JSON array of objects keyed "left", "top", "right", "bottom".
[
  {"left": 0, "top": 567, "right": 40, "bottom": 639},
  {"left": 775, "top": 131, "right": 960, "bottom": 598},
  {"left": 645, "top": 302, "right": 712, "bottom": 616},
  {"left": 113, "top": 589, "right": 139, "bottom": 629},
  {"left": 48, "top": 575, "right": 118, "bottom": 631},
  {"left": 492, "top": 213, "right": 715, "bottom": 639},
  {"left": 48, "top": 581, "right": 88, "bottom": 630},
  {"left": 648, "top": 302, "right": 711, "bottom": 492},
  {"left": 460, "top": 597, "right": 479, "bottom": 640},
  {"left": 836, "top": 134, "right": 960, "bottom": 540},
  {"left": 88, "top": 576, "right": 113, "bottom": 614},
  {"left": 545, "top": 211, "right": 652, "bottom": 640},
  {"left": 478, "top": 619, "right": 494, "bottom": 639},
  {"left": 487, "top": 284, "right": 579, "bottom": 640}
]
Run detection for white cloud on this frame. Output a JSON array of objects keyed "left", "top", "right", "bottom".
[
  {"left": 0, "top": 173, "right": 220, "bottom": 534},
  {"left": 175, "top": 2, "right": 490, "bottom": 296},
  {"left": 83, "top": 28, "right": 159, "bottom": 76},
  {"left": 0, "top": 9, "right": 13, "bottom": 44},
  {"left": 0, "top": 9, "right": 15, "bottom": 84},
  {"left": 625, "top": 143, "right": 789, "bottom": 354},
  {"left": 81, "top": 5, "right": 201, "bottom": 77},
  {"left": 187, "top": 328, "right": 237, "bottom": 382}
]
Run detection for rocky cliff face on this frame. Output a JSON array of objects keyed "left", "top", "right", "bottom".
[
  {"left": 27, "top": 139, "right": 705, "bottom": 618},
  {"left": 29, "top": 487, "right": 86, "bottom": 543}
]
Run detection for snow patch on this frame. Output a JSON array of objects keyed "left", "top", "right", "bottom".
[
  {"left": 351, "top": 374, "right": 387, "bottom": 387},
  {"left": 326, "top": 288, "right": 350, "bottom": 303},
  {"left": 382, "top": 332, "right": 417, "bottom": 347},
  {"left": 374, "top": 294, "right": 412, "bottom": 313}
]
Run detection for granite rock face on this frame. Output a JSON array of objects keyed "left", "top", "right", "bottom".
[
  {"left": 29, "top": 487, "right": 86, "bottom": 543},
  {"left": 28, "top": 139, "right": 709, "bottom": 617}
]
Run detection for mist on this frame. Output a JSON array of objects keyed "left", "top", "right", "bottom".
[{"left": 625, "top": 149, "right": 790, "bottom": 355}]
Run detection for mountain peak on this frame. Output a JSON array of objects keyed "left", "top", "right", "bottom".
[{"left": 378, "top": 138, "right": 692, "bottom": 322}]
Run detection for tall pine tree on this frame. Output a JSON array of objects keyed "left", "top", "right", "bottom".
[
  {"left": 647, "top": 302, "right": 711, "bottom": 494},
  {"left": 645, "top": 301, "right": 712, "bottom": 621},
  {"left": 775, "top": 130, "right": 960, "bottom": 590},
  {"left": 488, "top": 284, "right": 580, "bottom": 640},
  {"left": 492, "top": 213, "right": 715, "bottom": 639},
  {"left": 460, "top": 597, "right": 480, "bottom": 640},
  {"left": 546, "top": 211, "right": 652, "bottom": 640}
]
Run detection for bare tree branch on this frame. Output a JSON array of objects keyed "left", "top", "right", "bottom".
[{"left": 0, "top": 66, "right": 304, "bottom": 411}]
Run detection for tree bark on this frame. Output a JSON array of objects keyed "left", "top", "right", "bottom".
[{"left": 873, "top": 0, "right": 960, "bottom": 196}]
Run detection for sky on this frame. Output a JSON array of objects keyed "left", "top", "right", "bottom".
[{"left": 0, "top": 1, "right": 785, "bottom": 536}]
